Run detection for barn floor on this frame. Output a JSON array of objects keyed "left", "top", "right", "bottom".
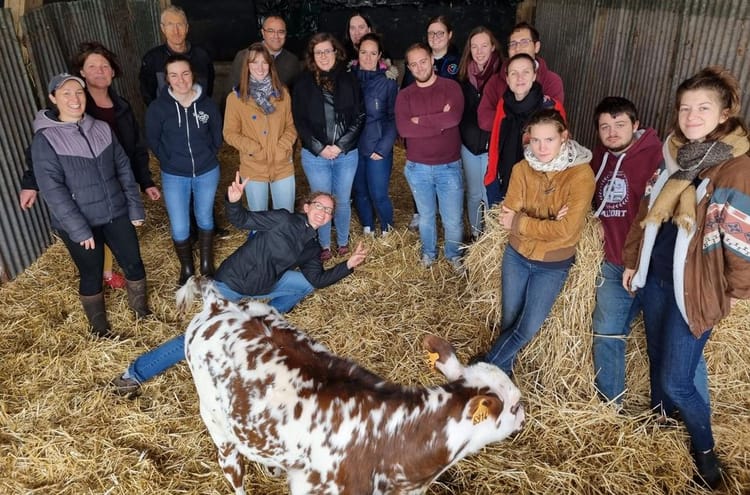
[{"left": 0, "top": 143, "right": 748, "bottom": 494}]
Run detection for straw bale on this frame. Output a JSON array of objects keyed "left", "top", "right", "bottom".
[{"left": 0, "top": 142, "right": 748, "bottom": 494}]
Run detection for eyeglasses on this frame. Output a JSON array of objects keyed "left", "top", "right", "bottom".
[
  {"left": 263, "top": 28, "right": 286, "bottom": 37},
  {"left": 313, "top": 48, "right": 335, "bottom": 56},
  {"left": 427, "top": 30, "right": 446, "bottom": 39},
  {"left": 311, "top": 201, "right": 334, "bottom": 214},
  {"left": 508, "top": 38, "right": 533, "bottom": 49}
]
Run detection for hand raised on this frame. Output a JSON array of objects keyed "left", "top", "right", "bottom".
[{"left": 227, "top": 171, "right": 247, "bottom": 203}]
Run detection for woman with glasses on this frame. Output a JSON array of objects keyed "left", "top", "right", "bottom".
[
  {"left": 457, "top": 27, "right": 503, "bottom": 240},
  {"left": 401, "top": 15, "right": 460, "bottom": 88},
  {"left": 111, "top": 175, "right": 368, "bottom": 397},
  {"left": 224, "top": 42, "right": 297, "bottom": 213},
  {"left": 292, "top": 32, "right": 365, "bottom": 261}
]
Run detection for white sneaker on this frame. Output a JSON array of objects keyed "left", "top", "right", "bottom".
[
  {"left": 363, "top": 226, "right": 374, "bottom": 236},
  {"left": 420, "top": 254, "right": 435, "bottom": 268},
  {"left": 408, "top": 213, "right": 420, "bottom": 232},
  {"left": 448, "top": 257, "right": 466, "bottom": 275}
]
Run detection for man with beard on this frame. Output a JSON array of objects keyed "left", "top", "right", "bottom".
[
  {"left": 229, "top": 15, "right": 301, "bottom": 89},
  {"left": 395, "top": 43, "right": 465, "bottom": 273},
  {"left": 590, "top": 97, "right": 709, "bottom": 408}
]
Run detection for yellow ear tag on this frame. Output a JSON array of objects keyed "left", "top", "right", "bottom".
[
  {"left": 472, "top": 402, "right": 490, "bottom": 424},
  {"left": 427, "top": 351, "right": 439, "bottom": 369}
]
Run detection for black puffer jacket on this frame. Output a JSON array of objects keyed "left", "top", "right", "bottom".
[
  {"left": 215, "top": 200, "right": 352, "bottom": 296},
  {"left": 30, "top": 111, "right": 144, "bottom": 242},
  {"left": 292, "top": 66, "right": 365, "bottom": 155}
]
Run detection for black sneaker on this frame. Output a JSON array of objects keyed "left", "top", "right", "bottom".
[
  {"left": 111, "top": 374, "right": 141, "bottom": 399},
  {"left": 693, "top": 449, "right": 723, "bottom": 490}
]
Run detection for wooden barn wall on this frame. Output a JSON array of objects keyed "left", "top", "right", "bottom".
[
  {"left": 535, "top": 0, "right": 750, "bottom": 149},
  {"left": 0, "top": 0, "right": 160, "bottom": 283}
]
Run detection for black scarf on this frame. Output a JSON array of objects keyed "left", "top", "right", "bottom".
[{"left": 496, "top": 82, "right": 544, "bottom": 189}]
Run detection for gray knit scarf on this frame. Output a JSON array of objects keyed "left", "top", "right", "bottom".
[{"left": 249, "top": 76, "right": 278, "bottom": 114}]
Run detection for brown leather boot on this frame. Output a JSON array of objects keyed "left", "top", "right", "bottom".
[
  {"left": 79, "top": 292, "right": 113, "bottom": 338},
  {"left": 125, "top": 278, "right": 152, "bottom": 319},
  {"left": 199, "top": 229, "right": 214, "bottom": 276},
  {"left": 174, "top": 238, "right": 194, "bottom": 286}
]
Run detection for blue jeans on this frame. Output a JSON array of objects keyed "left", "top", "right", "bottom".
[
  {"left": 125, "top": 271, "right": 314, "bottom": 384},
  {"left": 161, "top": 167, "right": 219, "bottom": 241},
  {"left": 404, "top": 160, "right": 464, "bottom": 260},
  {"left": 592, "top": 261, "right": 643, "bottom": 403},
  {"left": 353, "top": 151, "right": 394, "bottom": 231},
  {"left": 460, "top": 146, "right": 488, "bottom": 238},
  {"left": 243, "top": 175, "right": 295, "bottom": 213},
  {"left": 301, "top": 148, "right": 358, "bottom": 248},
  {"left": 485, "top": 245, "right": 571, "bottom": 375},
  {"left": 640, "top": 274, "right": 709, "bottom": 415}
]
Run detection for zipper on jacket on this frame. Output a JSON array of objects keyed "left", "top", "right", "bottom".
[
  {"left": 78, "top": 123, "right": 115, "bottom": 217},
  {"left": 183, "top": 106, "right": 197, "bottom": 177}
]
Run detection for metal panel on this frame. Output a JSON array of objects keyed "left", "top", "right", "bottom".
[
  {"left": 535, "top": 0, "right": 750, "bottom": 150},
  {"left": 0, "top": 8, "right": 52, "bottom": 282},
  {"left": 0, "top": 0, "right": 161, "bottom": 282}
]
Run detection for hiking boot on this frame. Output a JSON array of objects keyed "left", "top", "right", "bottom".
[
  {"left": 337, "top": 245, "right": 350, "bottom": 256},
  {"left": 111, "top": 374, "right": 141, "bottom": 399},
  {"left": 79, "top": 292, "right": 113, "bottom": 338}
]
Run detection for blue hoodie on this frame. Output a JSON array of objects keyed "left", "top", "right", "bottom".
[{"left": 145, "top": 84, "right": 222, "bottom": 177}]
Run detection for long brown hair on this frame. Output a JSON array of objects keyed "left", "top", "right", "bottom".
[
  {"left": 304, "top": 33, "right": 346, "bottom": 92},
  {"left": 237, "top": 42, "right": 284, "bottom": 103},
  {"left": 672, "top": 66, "right": 748, "bottom": 142},
  {"left": 457, "top": 26, "right": 501, "bottom": 82}
]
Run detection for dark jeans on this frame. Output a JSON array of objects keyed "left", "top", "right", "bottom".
[
  {"left": 58, "top": 215, "right": 146, "bottom": 295},
  {"left": 353, "top": 151, "right": 394, "bottom": 231}
]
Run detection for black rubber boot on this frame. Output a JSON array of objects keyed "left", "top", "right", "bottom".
[
  {"left": 174, "top": 238, "right": 194, "bottom": 286},
  {"left": 125, "top": 278, "right": 152, "bottom": 319},
  {"left": 199, "top": 229, "right": 215, "bottom": 276},
  {"left": 693, "top": 448, "right": 723, "bottom": 490},
  {"left": 79, "top": 292, "right": 113, "bottom": 338}
]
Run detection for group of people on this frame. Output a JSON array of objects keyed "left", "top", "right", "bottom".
[{"left": 17, "top": 5, "right": 750, "bottom": 491}]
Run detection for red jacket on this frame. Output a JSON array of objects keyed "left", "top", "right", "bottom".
[{"left": 484, "top": 95, "right": 565, "bottom": 186}]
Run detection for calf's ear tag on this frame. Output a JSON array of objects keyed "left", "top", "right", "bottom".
[
  {"left": 472, "top": 400, "right": 490, "bottom": 424},
  {"left": 427, "top": 351, "right": 439, "bottom": 369}
]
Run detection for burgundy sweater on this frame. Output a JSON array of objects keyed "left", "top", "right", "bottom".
[{"left": 395, "top": 76, "right": 464, "bottom": 165}]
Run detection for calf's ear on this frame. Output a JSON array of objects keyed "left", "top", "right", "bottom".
[
  {"left": 422, "top": 334, "right": 463, "bottom": 380},
  {"left": 467, "top": 395, "right": 503, "bottom": 425}
]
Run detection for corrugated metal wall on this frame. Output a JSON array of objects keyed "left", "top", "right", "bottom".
[
  {"left": 0, "top": 0, "right": 160, "bottom": 283},
  {"left": 535, "top": 0, "right": 750, "bottom": 149},
  {"left": 0, "top": 9, "right": 49, "bottom": 283}
]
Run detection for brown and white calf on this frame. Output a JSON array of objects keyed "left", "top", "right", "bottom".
[{"left": 180, "top": 278, "right": 525, "bottom": 495}]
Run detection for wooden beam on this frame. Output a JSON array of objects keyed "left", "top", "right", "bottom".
[
  {"left": 6, "top": 0, "right": 43, "bottom": 27},
  {"left": 516, "top": 0, "right": 537, "bottom": 24}
]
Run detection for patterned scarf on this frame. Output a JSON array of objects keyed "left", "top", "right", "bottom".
[
  {"left": 468, "top": 51, "right": 500, "bottom": 92},
  {"left": 524, "top": 139, "right": 592, "bottom": 173},
  {"left": 642, "top": 136, "right": 734, "bottom": 230},
  {"left": 249, "top": 75, "right": 278, "bottom": 114}
]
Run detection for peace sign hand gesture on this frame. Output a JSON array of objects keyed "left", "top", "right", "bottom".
[{"left": 228, "top": 171, "right": 247, "bottom": 203}]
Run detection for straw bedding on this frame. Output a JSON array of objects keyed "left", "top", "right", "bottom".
[{"left": 0, "top": 144, "right": 747, "bottom": 494}]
